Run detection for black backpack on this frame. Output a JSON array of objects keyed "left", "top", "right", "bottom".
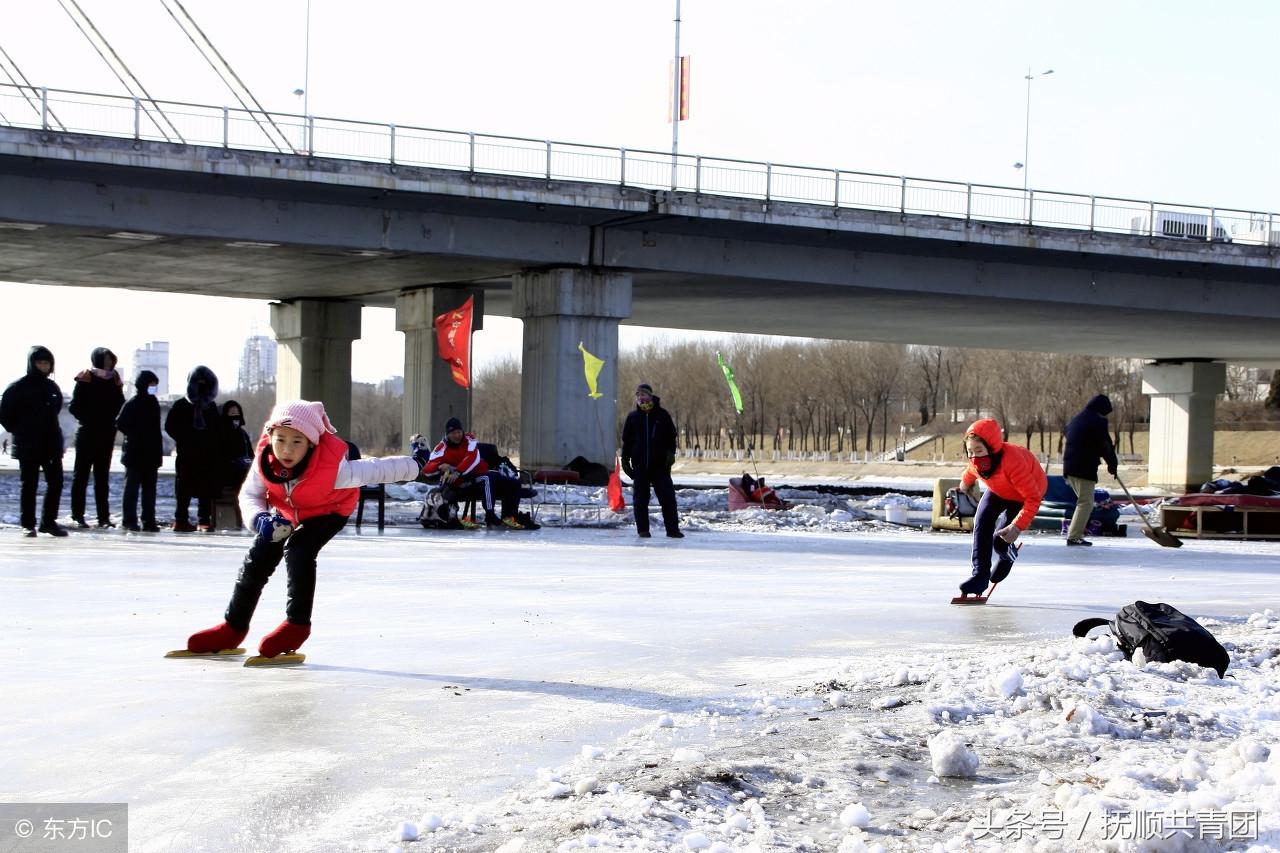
[{"left": 1073, "top": 601, "right": 1229, "bottom": 677}]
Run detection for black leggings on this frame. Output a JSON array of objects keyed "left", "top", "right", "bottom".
[{"left": 224, "top": 513, "right": 347, "bottom": 630}]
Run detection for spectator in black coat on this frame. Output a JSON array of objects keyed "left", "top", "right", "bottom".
[
  {"left": 116, "top": 370, "right": 163, "bottom": 532},
  {"left": 0, "top": 345, "right": 69, "bottom": 537},
  {"left": 1062, "top": 394, "right": 1120, "bottom": 546},
  {"left": 219, "top": 399, "right": 254, "bottom": 494},
  {"left": 165, "top": 365, "right": 220, "bottom": 532},
  {"left": 68, "top": 346, "right": 125, "bottom": 528},
  {"left": 620, "top": 383, "right": 683, "bottom": 539}
]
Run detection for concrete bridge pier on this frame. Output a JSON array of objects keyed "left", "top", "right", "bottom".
[
  {"left": 395, "top": 287, "right": 485, "bottom": 448},
  {"left": 1142, "top": 361, "right": 1226, "bottom": 493},
  {"left": 513, "top": 268, "right": 632, "bottom": 471},
  {"left": 269, "top": 299, "right": 363, "bottom": 434}
]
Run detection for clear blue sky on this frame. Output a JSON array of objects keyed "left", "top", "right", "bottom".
[{"left": 2, "top": 0, "right": 1275, "bottom": 385}]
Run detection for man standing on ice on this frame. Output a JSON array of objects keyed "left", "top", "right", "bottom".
[
  {"left": 956, "top": 418, "right": 1046, "bottom": 597},
  {"left": 1062, "top": 394, "right": 1119, "bottom": 547},
  {"left": 621, "top": 383, "right": 682, "bottom": 539}
]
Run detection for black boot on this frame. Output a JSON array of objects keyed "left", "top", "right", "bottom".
[{"left": 959, "top": 571, "right": 990, "bottom": 596}]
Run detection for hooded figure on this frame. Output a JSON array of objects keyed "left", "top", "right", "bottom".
[
  {"left": 68, "top": 346, "right": 125, "bottom": 527},
  {"left": 115, "top": 370, "right": 164, "bottom": 531},
  {"left": 956, "top": 418, "right": 1047, "bottom": 596},
  {"left": 219, "top": 399, "right": 254, "bottom": 491},
  {"left": 1061, "top": 394, "right": 1120, "bottom": 546},
  {"left": 164, "top": 365, "right": 221, "bottom": 530},
  {"left": 0, "top": 346, "right": 68, "bottom": 535}
]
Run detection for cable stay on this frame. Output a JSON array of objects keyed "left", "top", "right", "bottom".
[
  {"left": 0, "top": 42, "right": 69, "bottom": 129},
  {"left": 159, "top": 0, "right": 295, "bottom": 154},
  {"left": 55, "top": 0, "right": 185, "bottom": 142}
]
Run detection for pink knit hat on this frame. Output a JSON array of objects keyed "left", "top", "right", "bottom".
[{"left": 264, "top": 399, "right": 336, "bottom": 446}]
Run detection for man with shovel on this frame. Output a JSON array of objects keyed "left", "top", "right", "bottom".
[{"left": 1062, "top": 394, "right": 1120, "bottom": 547}]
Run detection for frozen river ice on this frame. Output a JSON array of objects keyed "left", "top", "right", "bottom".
[{"left": 2, "top": 522, "right": 1277, "bottom": 851}]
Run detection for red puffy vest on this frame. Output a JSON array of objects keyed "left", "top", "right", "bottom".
[{"left": 257, "top": 431, "right": 359, "bottom": 524}]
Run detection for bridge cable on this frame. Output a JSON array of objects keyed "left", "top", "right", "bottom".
[
  {"left": 55, "top": 0, "right": 184, "bottom": 142},
  {"left": 0, "top": 43, "right": 68, "bottom": 129},
  {"left": 159, "top": 0, "right": 295, "bottom": 154}
]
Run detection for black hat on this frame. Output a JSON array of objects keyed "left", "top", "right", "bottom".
[
  {"left": 91, "top": 347, "right": 117, "bottom": 370},
  {"left": 636, "top": 383, "right": 654, "bottom": 395},
  {"left": 444, "top": 417, "right": 463, "bottom": 433}
]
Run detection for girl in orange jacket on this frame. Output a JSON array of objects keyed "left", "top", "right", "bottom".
[{"left": 957, "top": 418, "right": 1047, "bottom": 596}]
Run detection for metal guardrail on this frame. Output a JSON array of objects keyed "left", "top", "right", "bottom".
[{"left": 1, "top": 83, "right": 1277, "bottom": 247}]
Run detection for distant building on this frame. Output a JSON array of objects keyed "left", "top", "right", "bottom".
[
  {"left": 378, "top": 375, "right": 405, "bottom": 396},
  {"left": 237, "top": 335, "right": 278, "bottom": 391},
  {"left": 133, "top": 341, "right": 170, "bottom": 397}
]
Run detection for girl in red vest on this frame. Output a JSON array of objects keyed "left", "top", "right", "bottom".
[
  {"left": 957, "top": 418, "right": 1047, "bottom": 596},
  {"left": 184, "top": 400, "right": 422, "bottom": 658}
]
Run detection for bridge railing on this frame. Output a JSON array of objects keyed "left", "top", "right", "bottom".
[{"left": 2, "top": 83, "right": 1276, "bottom": 248}]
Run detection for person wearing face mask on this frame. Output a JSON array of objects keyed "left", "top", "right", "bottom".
[
  {"left": 956, "top": 418, "right": 1047, "bottom": 597},
  {"left": 115, "top": 370, "right": 163, "bottom": 532},
  {"left": 620, "top": 382, "right": 683, "bottom": 539},
  {"left": 68, "top": 346, "right": 125, "bottom": 528},
  {"left": 218, "top": 400, "right": 254, "bottom": 493},
  {"left": 0, "top": 345, "right": 69, "bottom": 537},
  {"left": 164, "top": 366, "right": 221, "bottom": 532}
]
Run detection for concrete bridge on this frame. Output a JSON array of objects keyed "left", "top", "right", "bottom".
[{"left": 1, "top": 88, "right": 1277, "bottom": 490}]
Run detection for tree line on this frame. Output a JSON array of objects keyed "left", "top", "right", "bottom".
[{"left": 226, "top": 341, "right": 1278, "bottom": 459}]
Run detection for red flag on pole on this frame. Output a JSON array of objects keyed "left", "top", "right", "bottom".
[
  {"left": 434, "top": 296, "right": 474, "bottom": 389},
  {"left": 607, "top": 457, "right": 626, "bottom": 512}
]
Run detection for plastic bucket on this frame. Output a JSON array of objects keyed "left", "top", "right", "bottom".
[{"left": 885, "top": 504, "right": 909, "bottom": 524}]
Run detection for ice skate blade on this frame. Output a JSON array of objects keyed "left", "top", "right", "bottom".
[
  {"left": 950, "top": 595, "right": 988, "bottom": 606},
  {"left": 165, "top": 648, "right": 246, "bottom": 658},
  {"left": 244, "top": 653, "right": 306, "bottom": 667}
]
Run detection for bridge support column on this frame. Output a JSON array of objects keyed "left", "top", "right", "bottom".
[
  {"left": 269, "top": 299, "right": 362, "bottom": 434},
  {"left": 395, "top": 287, "right": 485, "bottom": 447},
  {"left": 1141, "top": 361, "right": 1225, "bottom": 493},
  {"left": 513, "top": 268, "right": 632, "bottom": 470}
]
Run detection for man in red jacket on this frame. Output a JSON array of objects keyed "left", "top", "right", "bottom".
[{"left": 957, "top": 418, "right": 1047, "bottom": 596}]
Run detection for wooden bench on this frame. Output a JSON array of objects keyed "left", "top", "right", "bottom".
[{"left": 1161, "top": 499, "right": 1280, "bottom": 540}]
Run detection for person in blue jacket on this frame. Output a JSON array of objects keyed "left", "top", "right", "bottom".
[
  {"left": 1062, "top": 394, "right": 1119, "bottom": 546},
  {"left": 620, "top": 383, "right": 683, "bottom": 539}
]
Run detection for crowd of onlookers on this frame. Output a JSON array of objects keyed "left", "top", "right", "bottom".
[{"left": 1, "top": 345, "right": 253, "bottom": 536}]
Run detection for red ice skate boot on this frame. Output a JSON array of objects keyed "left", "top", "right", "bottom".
[
  {"left": 187, "top": 621, "right": 248, "bottom": 654},
  {"left": 258, "top": 620, "right": 311, "bottom": 658}
]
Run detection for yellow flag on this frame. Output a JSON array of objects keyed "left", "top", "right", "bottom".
[{"left": 579, "top": 342, "right": 605, "bottom": 399}]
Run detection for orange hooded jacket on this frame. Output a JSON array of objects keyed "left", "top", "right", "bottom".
[{"left": 959, "top": 418, "right": 1047, "bottom": 530}]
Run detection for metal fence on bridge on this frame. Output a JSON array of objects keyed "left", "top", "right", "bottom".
[{"left": 2, "top": 83, "right": 1277, "bottom": 247}]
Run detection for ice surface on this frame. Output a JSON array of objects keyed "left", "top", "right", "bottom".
[{"left": 2, "top": 512, "right": 1278, "bottom": 851}]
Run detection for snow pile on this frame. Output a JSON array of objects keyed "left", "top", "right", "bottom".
[{"left": 379, "top": 614, "right": 1280, "bottom": 851}]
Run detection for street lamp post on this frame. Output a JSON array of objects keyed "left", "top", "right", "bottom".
[{"left": 1016, "top": 67, "right": 1053, "bottom": 221}]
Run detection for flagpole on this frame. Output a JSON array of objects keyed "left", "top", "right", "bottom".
[{"left": 670, "top": 0, "right": 681, "bottom": 191}]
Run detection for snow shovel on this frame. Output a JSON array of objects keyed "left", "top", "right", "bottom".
[{"left": 1113, "top": 475, "right": 1182, "bottom": 548}]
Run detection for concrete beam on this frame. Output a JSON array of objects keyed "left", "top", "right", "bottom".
[
  {"left": 269, "top": 299, "right": 362, "bottom": 434},
  {"left": 1141, "top": 361, "right": 1226, "bottom": 492},
  {"left": 513, "top": 268, "right": 632, "bottom": 470},
  {"left": 395, "top": 287, "right": 484, "bottom": 448}
]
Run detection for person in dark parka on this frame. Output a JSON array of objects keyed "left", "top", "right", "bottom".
[
  {"left": 68, "top": 346, "right": 125, "bottom": 528},
  {"left": 218, "top": 399, "right": 254, "bottom": 494},
  {"left": 0, "top": 346, "right": 69, "bottom": 537},
  {"left": 1062, "top": 393, "right": 1120, "bottom": 546},
  {"left": 620, "top": 383, "right": 683, "bottom": 538},
  {"left": 116, "top": 370, "right": 163, "bottom": 532},
  {"left": 165, "top": 365, "right": 221, "bottom": 532}
]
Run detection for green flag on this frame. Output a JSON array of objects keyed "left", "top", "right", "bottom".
[{"left": 716, "top": 351, "right": 743, "bottom": 414}]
